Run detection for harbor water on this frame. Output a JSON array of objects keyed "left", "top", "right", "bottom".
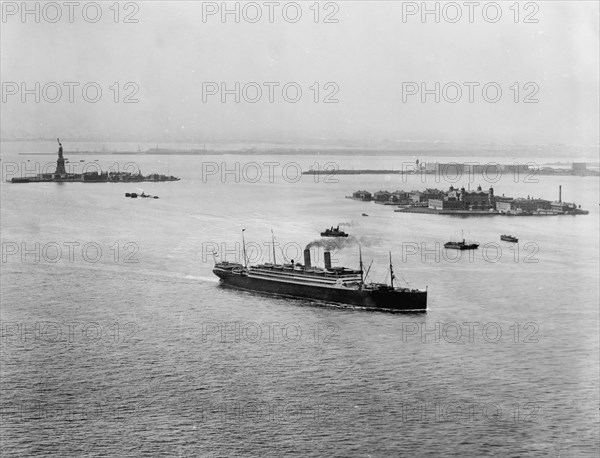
[{"left": 1, "top": 142, "right": 599, "bottom": 457}]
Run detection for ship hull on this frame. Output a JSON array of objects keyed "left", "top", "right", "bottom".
[{"left": 214, "top": 270, "right": 427, "bottom": 311}]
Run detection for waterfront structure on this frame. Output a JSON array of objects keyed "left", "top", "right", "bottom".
[
  {"left": 390, "top": 190, "right": 411, "bottom": 204},
  {"left": 352, "top": 190, "right": 372, "bottom": 201},
  {"left": 373, "top": 190, "right": 392, "bottom": 202}
]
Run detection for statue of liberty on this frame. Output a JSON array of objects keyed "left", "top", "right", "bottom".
[{"left": 55, "top": 137, "right": 66, "bottom": 175}]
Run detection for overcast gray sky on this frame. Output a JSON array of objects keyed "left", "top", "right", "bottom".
[{"left": 1, "top": 1, "right": 598, "bottom": 145}]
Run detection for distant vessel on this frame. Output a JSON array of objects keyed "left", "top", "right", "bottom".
[
  {"left": 500, "top": 234, "right": 518, "bottom": 242},
  {"left": 126, "top": 191, "right": 159, "bottom": 199},
  {"left": 362, "top": 213, "right": 369, "bottom": 217},
  {"left": 444, "top": 239, "right": 479, "bottom": 250},
  {"left": 445, "top": 232, "right": 479, "bottom": 250},
  {"left": 212, "top": 232, "right": 427, "bottom": 311},
  {"left": 320, "top": 225, "right": 349, "bottom": 237}
]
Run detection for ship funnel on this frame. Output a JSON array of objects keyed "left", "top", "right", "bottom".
[
  {"left": 324, "top": 251, "right": 332, "bottom": 270},
  {"left": 559, "top": 185, "right": 562, "bottom": 203},
  {"left": 304, "top": 249, "right": 312, "bottom": 270}
]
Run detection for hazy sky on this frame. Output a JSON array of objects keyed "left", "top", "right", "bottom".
[{"left": 1, "top": 1, "right": 598, "bottom": 145}]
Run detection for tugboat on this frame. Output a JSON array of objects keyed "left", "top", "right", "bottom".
[
  {"left": 500, "top": 234, "right": 518, "bottom": 242},
  {"left": 212, "top": 231, "right": 427, "bottom": 312},
  {"left": 320, "top": 225, "right": 349, "bottom": 237},
  {"left": 444, "top": 231, "right": 479, "bottom": 250},
  {"left": 126, "top": 191, "right": 158, "bottom": 199}
]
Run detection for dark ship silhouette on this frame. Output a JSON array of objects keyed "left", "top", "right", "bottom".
[
  {"left": 444, "top": 239, "right": 480, "bottom": 250},
  {"left": 213, "top": 232, "right": 427, "bottom": 312},
  {"left": 320, "top": 225, "right": 349, "bottom": 237},
  {"left": 444, "top": 232, "right": 479, "bottom": 250}
]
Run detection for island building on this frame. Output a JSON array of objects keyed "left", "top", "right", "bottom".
[
  {"left": 496, "top": 197, "right": 552, "bottom": 213},
  {"left": 428, "top": 185, "right": 496, "bottom": 211},
  {"left": 373, "top": 190, "right": 392, "bottom": 202},
  {"left": 352, "top": 184, "right": 586, "bottom": 215},
  {"left": 410, "top": 189, "right": 445, "bottom": 204},
  {"left": 390, "top": 191, "right": 412, "bottom": 205},
  {"left": 352, "top": 190, "right": 372, "bottom": 201}
]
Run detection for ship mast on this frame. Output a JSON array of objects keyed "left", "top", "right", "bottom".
[
  {"left": 271, "top": 229, "right": 276, "bottom": 265},
  {"left": 359, "top": 245, "right": 364, "bottom": 284},
  {"left": 241, "top": 229, "right": 248, "bottom": 268},
  {"left": 389, "top": 251, "right": 395, "bottom": 288}
]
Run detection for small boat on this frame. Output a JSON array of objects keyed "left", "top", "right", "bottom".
[
  {"left": 321, "top": 225, "right": 349, "bottom": 237},
  {"left": 362, "top": 213, "right": 369, "bottom": 217},
  {"left": 500, "top": 234, "right": 518, "bottom": 242}
]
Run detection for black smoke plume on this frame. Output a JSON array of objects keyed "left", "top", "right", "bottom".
[{"left": 305, "top": 235, "right": 380, "bottom": 252}]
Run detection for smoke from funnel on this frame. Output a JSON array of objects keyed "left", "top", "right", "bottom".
[{"left": 304, "top": 235, "right": 380, "bottom": 252}]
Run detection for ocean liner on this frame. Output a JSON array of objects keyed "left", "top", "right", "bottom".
[{"left": 212, "top": 234, "right": 427, "bottom": 311}]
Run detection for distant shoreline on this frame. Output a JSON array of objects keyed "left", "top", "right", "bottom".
[
  {"left": 12, "top": 149, "right": 600, "bottom": 159},
  {"left": 305, "top": 168, "right": 599, "bottom": 177}
]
